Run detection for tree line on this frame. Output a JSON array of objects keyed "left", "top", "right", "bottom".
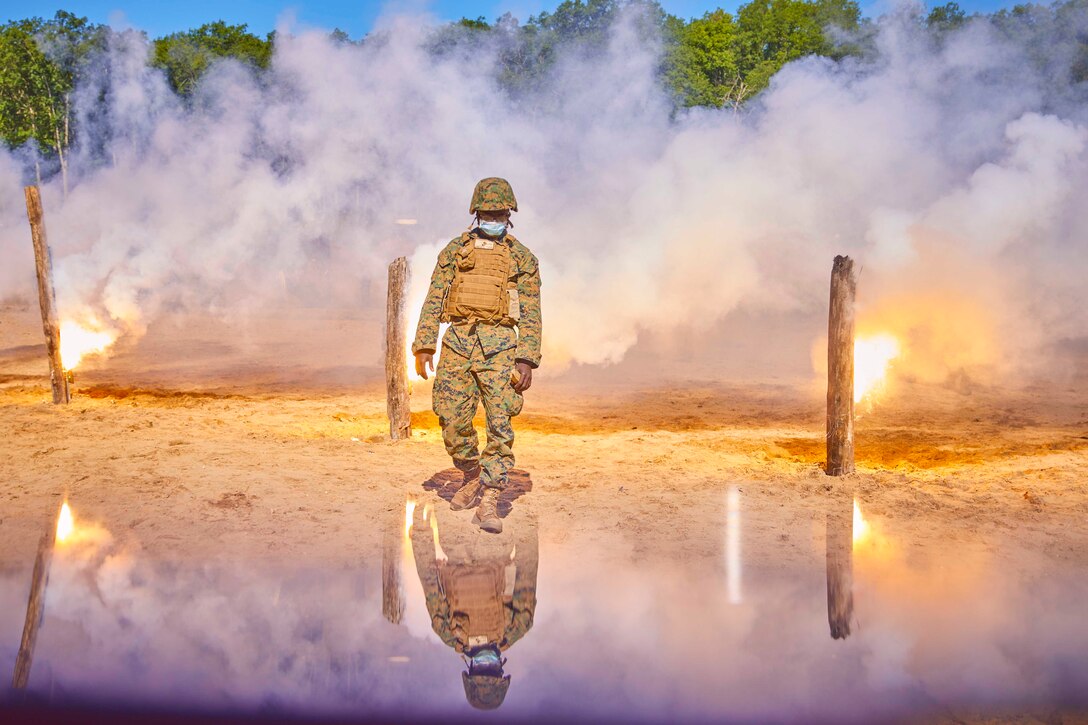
[{"left": 2, "top": 0, "right": 1087, "bottom": 186}]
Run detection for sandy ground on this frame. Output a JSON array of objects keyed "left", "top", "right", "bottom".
[{"left": 1, "top": 301, "right": 1086, "bottom": 571}]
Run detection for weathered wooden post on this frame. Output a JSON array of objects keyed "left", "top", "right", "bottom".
[
  {"left": 382, "top": 524, "right": 405, "bottom": 625},
  {"left": 825, "top": 493, "right": 854, "bottom": 640},
  {"left": 385, "top": 257, "right": 411, "bottom": 440},
  {"left": 826, "top": 255, "right": 855, "bottom": 476},
  {"left": 12, "top": 505, "right": 61, "bottom": 688},
  {"left": 24, "top": 186, "right": 69, "bottom": 404}
]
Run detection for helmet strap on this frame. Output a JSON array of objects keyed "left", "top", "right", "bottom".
[{"left": 469, "top": 211, "right": 513, "bottom": 230}]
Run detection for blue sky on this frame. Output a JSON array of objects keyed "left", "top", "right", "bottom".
[{"left": 3, "top": 0, "right": 1032, "bottom": 38}]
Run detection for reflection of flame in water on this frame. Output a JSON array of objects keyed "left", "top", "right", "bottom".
[
  {"left": 423, "top": 504, "right": 448, "bottom": 562},
  {"left": 401, "top": 497, "right": 438, "bottom": 640},
  {"left": 404, "top": 498, "right": 416, "bottom": 537},
  {"left": 56, "top": 501, "right": 75, "bottom": 543},
  {"left": 60, "top": 320, "right": 117, "bottom": 370},
  {"left": 852, "top": 500, "right": 870, "bottom": 545},
  {"left": 854, "top": 334, "right": 900, "bottom": 403}
]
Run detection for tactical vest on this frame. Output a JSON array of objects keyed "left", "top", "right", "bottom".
[
  {"left": 442, "top": 233, "right": 520, "bottom": 325},
  {"left": 438, "top": 560, "right": 508, "bottom": 649}
]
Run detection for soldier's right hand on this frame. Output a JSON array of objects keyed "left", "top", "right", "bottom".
[{"left": 415, "top": 352, "right": 434, "bottom": 380}]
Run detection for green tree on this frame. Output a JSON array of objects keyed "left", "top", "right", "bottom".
[
  {"left": 734, "top": 0, "right": 860, "bottom": 93},
  {"left": 426, "top": 15, "right": 493, "bottom": 57},
  {"left": 497, "top": 0, "right": 666, "bottom": 96},
  {"left": 927, "top": 2, "right": 968, "bottom": 30},
  {"left": 529, "top": 0, "right": 621, "bottom": 39},
  {"left": 0, "top": 11, "right": 105, "bottom": 190},
  {"left": 458, "top": 16, "right": 492, "bottom": 30},
  {"left": 328, "top": 28, "right": 352, "bottom": 45},
  {"left": 151, "top": 21, "right": 273, "bottom": 96},
  {"left": 664, "top": 9, "right": 740, "bottom": 108}
]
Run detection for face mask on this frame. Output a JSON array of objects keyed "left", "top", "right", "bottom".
[
  {"left": 470, "top": 649, "right": 502, "bottom": 670},
  {"left": 478, "top": 220, "right": 507, "bottom": 237}
]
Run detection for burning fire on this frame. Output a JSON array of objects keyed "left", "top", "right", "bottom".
[
  {"left": 56, "top": 501, "right": 75, "bottom": 544},
  {"left": 852, "top": 499, "right": 870, "bottom": 545},
  {"left": 59, "top": 320, "right": 116, "bottom": 370},
  {"left": 854, "top": 334, "right": 900, "bottom": 403}
]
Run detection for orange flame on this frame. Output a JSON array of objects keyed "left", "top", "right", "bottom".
[
  {"left": 854, "top": 334, "right": 900, "bottom": 403},
  {"left": 56, "top": 501, "right": 74, "bottom": 544},
  {"left": 59, "top": 320, "right": 117, "bottom": 370},
  {"left": 852, "top": 499, "right": 870, "bottom": 545}
]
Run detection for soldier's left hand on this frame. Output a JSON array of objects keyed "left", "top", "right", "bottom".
[{"left": 513, "top": 362, "right": 533, "bottom": 393}]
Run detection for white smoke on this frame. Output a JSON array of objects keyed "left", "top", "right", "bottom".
[{"left": 0, "top": 4, "right": 1086, "bottom": 383}]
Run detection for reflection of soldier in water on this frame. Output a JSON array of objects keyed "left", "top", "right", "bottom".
[{"left": 410, "top": 507, "right": 538, "bottom": 710}]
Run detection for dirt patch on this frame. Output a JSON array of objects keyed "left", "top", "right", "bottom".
[{"left": 209, "top": 492, "right": 256, "bottom": 510}]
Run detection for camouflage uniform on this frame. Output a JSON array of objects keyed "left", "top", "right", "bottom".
[
  {"left": 409, "top": 517, "right": 539, "bottom": 655},
  {"left": 412, "top": 233, "right": 542, "bottom": 489}
]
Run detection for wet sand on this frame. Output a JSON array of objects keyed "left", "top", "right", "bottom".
[{"left": 1, "top": 304, "right": 1087, "bottom": 720}]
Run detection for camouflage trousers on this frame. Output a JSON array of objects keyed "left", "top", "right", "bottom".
[{"left": 432, "top": 338, "right": 524, "bottom": 489}]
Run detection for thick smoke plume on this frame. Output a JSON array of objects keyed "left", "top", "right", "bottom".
[{"left": 1, "top": 3, "right": 1086, "bottom": 384}]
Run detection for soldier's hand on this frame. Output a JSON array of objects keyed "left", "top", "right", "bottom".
[
  {"left": 415, "top": 352, "right": 434, "bottom": 380},
  {"left": 513, "top": 361, "right": 533, "bottom": 393}
]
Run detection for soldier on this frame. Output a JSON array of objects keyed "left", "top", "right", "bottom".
[{"left": 412, "top": 178, "right": 542, "bottom": 534}]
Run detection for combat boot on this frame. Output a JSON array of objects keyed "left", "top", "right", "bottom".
[
  {"left": 472, "top": 487, "right": 502, "bottom": 534},
  {"left": 450, "top": 466, "right": 483, "bottom": 511}
]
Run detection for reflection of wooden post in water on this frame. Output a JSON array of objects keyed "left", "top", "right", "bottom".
[
  {"left": 24, "top": 186, "right": 70, "bottom": 405},
  {"left": 13, "top": 515, "right": 59, "bottom": 688},
  {"left": 825, "top": 497, "right": 854, "bottom": 640},
  {"left": 382, "top": 524, "right": 405, "bottom": 625},
  {"left": 385, "top": 257, "right": 411, "bottom": 441},
  {"left": 826, "top": 255, "right": 855, "bottom": 476}
]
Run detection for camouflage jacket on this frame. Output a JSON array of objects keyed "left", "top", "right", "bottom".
[
  {"left": 411, "top": 231, "right": 542, "bottom": 368},
  {"left": 410, "top": 525, "right": 538, "bottom": 654}
]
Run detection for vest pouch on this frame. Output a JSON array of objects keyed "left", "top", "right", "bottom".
[{"left": 456, "top": 244, "right": 476, "bottom": 271}]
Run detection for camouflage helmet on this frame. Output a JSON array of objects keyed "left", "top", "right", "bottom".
[
  {"left": 470, "top": 177, "right": 518, "bottom": 214},
  {"left": 462, "top": 672, "right": 511, "bottom": 710}
]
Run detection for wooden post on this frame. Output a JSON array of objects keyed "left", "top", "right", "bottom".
[
  {"left": 825, "top": 493, "right": 854, "bottom": 640},
  {"left": 385, "top": 257, "right": 411, "bottom": 441},
  {"left": 12, "top": 511, "right": 59, "bottom": 689},
  {"left": 24, "top": 186, "right": 69, "bottom": 404},
  {"left": 826, "top": 255, "right": 855, "bottom": 476},
  {"left": 382, "top": 525, "right": 405, "bottom": 625}
]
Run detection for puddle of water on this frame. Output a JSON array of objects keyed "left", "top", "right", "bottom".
[{"left": 2, "top": 483, "right": 1087, "bottom": 722}]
